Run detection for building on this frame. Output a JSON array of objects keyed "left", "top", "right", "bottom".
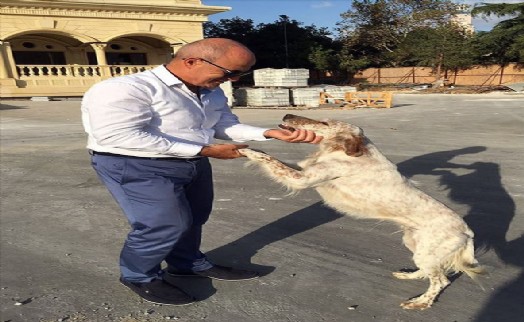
[
  {"left": 452, "top": 4, "right": 474, "bottom": 34},
  {"left": 0, "top": 0, "right": 229, "bottom": 98},
  {"left": 453, "top": 13, "right": 475, "bottom": 34}
]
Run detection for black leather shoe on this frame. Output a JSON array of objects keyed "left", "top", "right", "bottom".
[
  {"left": 166, "top": 264, "right": 259, "bottom": 281},
  {"left": 120, "top": 277, "right": 196, "bottom": 305}
]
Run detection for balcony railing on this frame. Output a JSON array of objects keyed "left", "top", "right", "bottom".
[{"left": 16, "top": 64, "right": 156, "bottom": 78}]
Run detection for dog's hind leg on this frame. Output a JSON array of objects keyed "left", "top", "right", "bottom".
[
  {"left": 400, "top": 271, "right": 450, "bottom": 310},
  {"left": 393, "top": 228, "right": 426, "bottom": 280},
  {"left": 400, "top": 242, "right": 455, "bottom": 310},
  {"left": 393, "top": 270, "right": 426, "bottom": 280}
]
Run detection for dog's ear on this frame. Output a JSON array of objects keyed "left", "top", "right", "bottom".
[{"left": 343, "top": 134, "right": 367, "bottom": 157}]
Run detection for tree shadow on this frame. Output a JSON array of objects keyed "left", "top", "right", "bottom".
[{"left": 396, "top": 146, "right": 523, "bottom": 321}]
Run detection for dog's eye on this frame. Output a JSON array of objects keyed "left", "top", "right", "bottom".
[{"left": 321, "top": 121, "right": 329, "bottom": 126}]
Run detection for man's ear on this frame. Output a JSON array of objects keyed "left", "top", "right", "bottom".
[{"left": 183, "top": 58, "right": 200, "bottom": 69}]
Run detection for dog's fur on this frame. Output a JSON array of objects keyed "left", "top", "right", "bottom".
[{"left": 239, "top": 114, "right": 484, "bottom": 310}]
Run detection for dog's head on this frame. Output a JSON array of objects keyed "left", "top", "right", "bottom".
[{"left": 280, "top": 114, "right": 368, "bottom": 157}]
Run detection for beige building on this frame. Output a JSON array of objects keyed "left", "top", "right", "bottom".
[
  {"left": 0, "top": 0, "right": 229, "bottom": 98},
  {"left": 453, "top": 13, "right": 474, "bottom": 34}
]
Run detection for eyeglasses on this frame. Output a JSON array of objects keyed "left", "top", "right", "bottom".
[{"left": 187, "top": 58, "right": 252, "bottom": 78}]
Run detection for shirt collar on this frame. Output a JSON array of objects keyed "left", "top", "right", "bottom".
[
  {"left": 151, "top": 64, "right": 215, "bottom": 95},
  {"left": 151, "top": 65, "right": 184, "bottom": 87}
]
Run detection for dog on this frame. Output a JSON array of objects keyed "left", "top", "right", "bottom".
[{"left": 239, "top": 114, "right": 484, "bottom": 310}]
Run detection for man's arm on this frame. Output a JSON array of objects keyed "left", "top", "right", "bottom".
[
  {"left": 198, "top": 144, "right": 249, "bottom": 159},
  {"left": 263, "top": 128, "right": 323, "bottom": 144}
]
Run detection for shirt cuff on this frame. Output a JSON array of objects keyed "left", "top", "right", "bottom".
[
  {"left": 168, "top": 142, "right": 205, "bottom": 157},
  {"left": 253, "top": 127, "right": 272, "bottom": 141}
]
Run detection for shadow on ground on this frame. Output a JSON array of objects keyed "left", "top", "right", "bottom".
[
  {"left": 0, "top": 103, "right": 26, "bottom": 110},
  {"left": 396, "top": 146, "right": 524, "bottom": 321},
  {"left": 170, "top": 202, "right": 342, "bottom": 300},
  {"left": 207, "top": 201, "right": 342, "bottom": 270}
]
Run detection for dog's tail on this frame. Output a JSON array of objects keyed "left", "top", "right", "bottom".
[{"left": 447, "top": 235, "right": 487, "bottom": 285}]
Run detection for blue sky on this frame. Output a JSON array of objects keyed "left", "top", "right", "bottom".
[{"left": 203, "top": 0, "right": 522, "bottom": 34}]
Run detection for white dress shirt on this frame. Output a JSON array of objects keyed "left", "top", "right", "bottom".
[{"left": 81, "top": 65, "right": 269, "bottom": 158}]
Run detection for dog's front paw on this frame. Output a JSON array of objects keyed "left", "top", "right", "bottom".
[{"left": 238, "top": 148, "right": 272, "bottom": 161}]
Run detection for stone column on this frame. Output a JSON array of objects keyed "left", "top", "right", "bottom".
[
  {"left": 0, "top": 41, "right": 18, "bottom": 79},
  {"left": 90, "top": 42, "right": 110, "bottom": 77},
  {"left": 0, "top": 41, "right": 20, "bottom": 96},
  {"left": 92, "top": 43, "right": 108, "bottom": 65}
]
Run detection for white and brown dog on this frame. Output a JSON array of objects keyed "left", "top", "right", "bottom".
[{"left": 239, "top": 114, "right": 484, "bottom": 310}]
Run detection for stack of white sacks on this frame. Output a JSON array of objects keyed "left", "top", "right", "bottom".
[
  {"left": 232, "top": 68, "right": 357, "bottom": 108},
  {"left": 290, "top": 87, "right": 324, "bottom": 108},
  {"left": 234, "top": 88, "right": 290, "bottom": 107},
  {"left": 253, "top": 68, "right": 309, "bottom": 87},
  {"left": 234, "top": 68, "right": 309, "bottom": 107},
  {"left": 323, "top": 85, "right": 358, "bottom": 99}
]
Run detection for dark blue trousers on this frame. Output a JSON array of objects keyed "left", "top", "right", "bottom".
[{"left": 91, "top": 154, "right": 214, "bottom": 282}]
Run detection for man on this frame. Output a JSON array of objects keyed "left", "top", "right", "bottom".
[{"left": 81, "top": 38, "right": 321, "bottom": 306}]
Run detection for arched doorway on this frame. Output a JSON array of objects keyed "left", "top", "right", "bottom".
[
  {"left": 9, "top": 34, "right": 86, "bottom": 65},
  {"left": 96, "top": 36, "right": 173, "bottom": 66}
]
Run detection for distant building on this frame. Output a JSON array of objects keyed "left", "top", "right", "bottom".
[
  {"left": 0, "top": 0, "right": 229, "bottom": 97},
  {"left": 453, "top": 13, "right": 475, "bottom": 33},
  {"left": 452, "top": 4, "right": 474, "bottom": 34}
]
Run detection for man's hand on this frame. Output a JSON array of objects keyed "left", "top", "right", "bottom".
[
  {"left": 263, "top": 129, "right": 323, "bottom": 144},
  {"left": 199, "top": 144, "right": 249, "bottom": 159}
]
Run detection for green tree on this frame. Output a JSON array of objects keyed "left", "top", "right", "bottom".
[
  {"left": 337, "top": 0, "right": 463, "bottom": 68},
  {"left": 395, "top": 24, "right": 475, "bottom": 78},
  {"left": 471, "top": 2, "right": 524, "bottom": 65},
  {"left": 204, "top": 16, "right": 338, "bottom": 70},
  {"left": 338, "top": 0, "right": 462, "bottom": 53},
  {"left": 203, "top": 17, "right": 257, "bottom": 49},
  {"left": 308, "top": 45, "right": 339, "bottom": 71},
  {"left": 336, "top": 0, "right": 480, "bottom": 82},
  {"left": 253, "top": 17, "right": 336, "bottom": 69}
]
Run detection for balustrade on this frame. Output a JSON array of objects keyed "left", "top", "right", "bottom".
[
  {"left": 110, "top": 65, "right": 154, "bottom": 77},
  {"left": 15, "top": 64, "right": 156, "bottom": 79}
]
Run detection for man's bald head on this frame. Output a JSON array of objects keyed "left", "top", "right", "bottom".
[
  {"left": 167, "top": 38, "right": 256, "bottom": 90},
  {"left": 174, "top": 38, "right": 255, "bottom": 63}
]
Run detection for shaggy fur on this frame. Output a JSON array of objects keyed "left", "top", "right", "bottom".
[{"left": 239, "top": 114, "right": 484, "bottom": 310}]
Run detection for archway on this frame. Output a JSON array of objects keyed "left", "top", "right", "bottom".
[
  {"left": 7, "top": 33, "right": 87, "bottom": 65},
  {"left": 103, "top": 33, "right": 186, "bottom": 65},
  {"left": 5, "top": 30, "right": 98, "bottom": 66}
]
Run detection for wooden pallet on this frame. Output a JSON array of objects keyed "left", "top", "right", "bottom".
[
  {"left": 319, "top": 91, "right": 393, "bottom": 108},
  {"left": 345, "top": 91, "right": 393, "bottom": 108}
]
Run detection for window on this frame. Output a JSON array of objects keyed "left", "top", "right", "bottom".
[
  {"left": 13, "top": 51, "right": 66, "bottom": 65},
  {"left": 106, "top": 52, "right": 147, "bottom": 65}
]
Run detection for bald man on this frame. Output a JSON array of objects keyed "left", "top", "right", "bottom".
[{"left": 81, "top": 38, "right": 321, "bottom": 305}]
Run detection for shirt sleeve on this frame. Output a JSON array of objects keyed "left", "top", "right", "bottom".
[
  {"left": 83, "top": 82, "right": 203, "bottom": 156},
  {"left": 213, "top": 105, "right": 271, "bottom": 142}
]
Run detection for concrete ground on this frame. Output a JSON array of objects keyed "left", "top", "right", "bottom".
[{"left": 1, "top": 93, "right": 523, "bottom": 322}]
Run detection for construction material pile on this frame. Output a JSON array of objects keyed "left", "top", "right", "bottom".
[{"left": 253, "top": 68, "right": 309, "bottom": 87}]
